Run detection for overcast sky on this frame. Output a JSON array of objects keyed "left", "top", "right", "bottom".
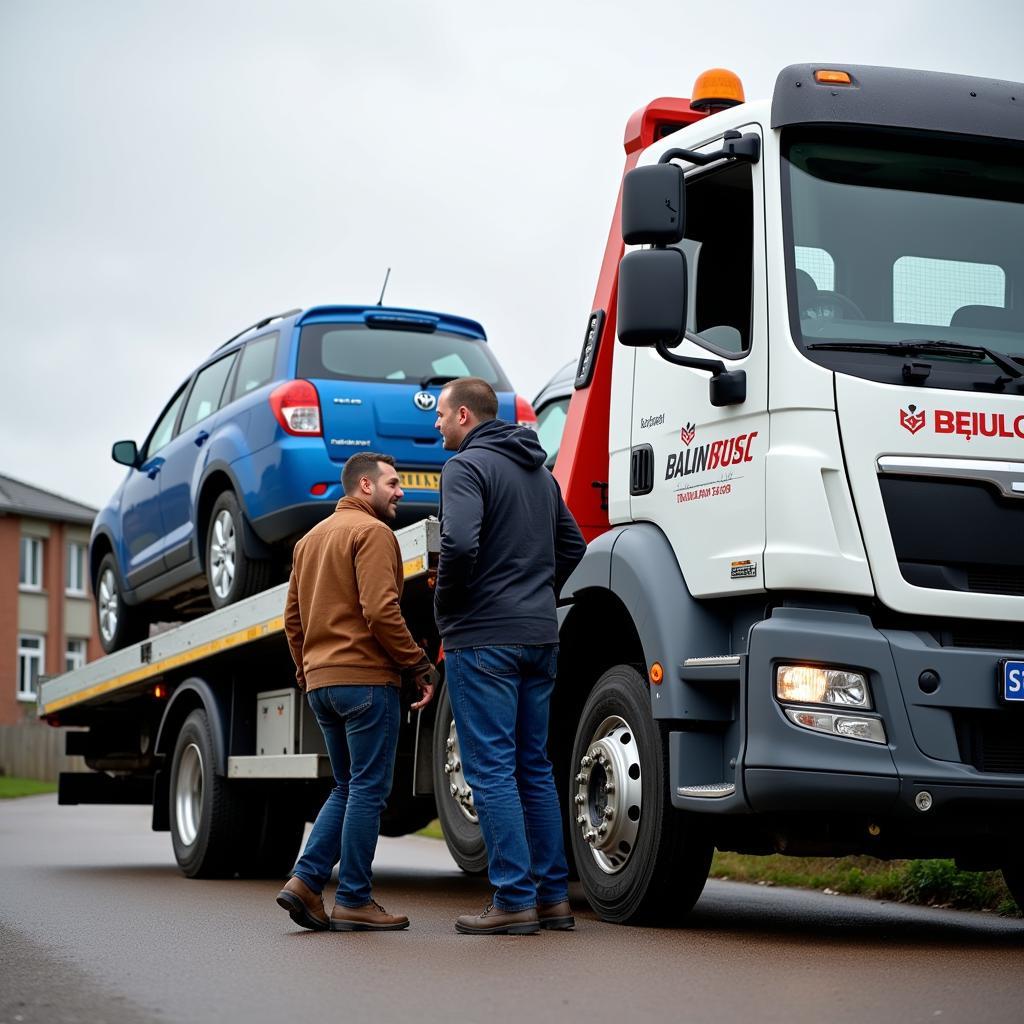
[{"left": 2, "top": 0, "right": 1022, "bottom": 509}]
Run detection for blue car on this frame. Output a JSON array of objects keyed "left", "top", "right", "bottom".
[{"left": 91, "top": 304, "right": 535, "bottom": 652}]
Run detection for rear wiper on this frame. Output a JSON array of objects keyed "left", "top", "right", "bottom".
[
  {"left": 419, "top": 374, "right": 460, "bottom": 389},
  {"left": 807, "top": 339, "right": 1024, "bottom": 381}
]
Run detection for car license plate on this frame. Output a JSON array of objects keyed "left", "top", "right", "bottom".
[
  {"left": 400, "top": 471, "right": 441, "bottom": 492},
  {"left": 1000, "top": 660, "right": 1024, "bottom": 703}
]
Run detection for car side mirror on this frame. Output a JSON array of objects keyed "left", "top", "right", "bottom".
[
  {"left": 112, "top": 440, "right": 139, "bottom": 467},
  {"left": 617, "top": 247, "right": 688, "bottom": 348},
  {"left": 621, "top": 163, "right": 686, "bottom": 245}
]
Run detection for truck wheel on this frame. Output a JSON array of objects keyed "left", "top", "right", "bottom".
[
  {"left": 95, "top": 553, "right": 148, "bottom": 654},
  {"left": 569, "top": 665, "right": 712, "bottom": 924},
  {"left": 169, "top": 709, "right": 244, "bottom": 877},
  {"left": 432, "top": 684, "right": 488, "bottom": 874},
  {"left": 206, "top": 491, "right": 272, "bottom": 610}
]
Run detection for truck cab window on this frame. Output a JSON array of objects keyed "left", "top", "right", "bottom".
[
  {"left": 681, "top": 160, "right": 754, "bottom": 356},
  {"left": 893, "top": 256, "right": 1006, "bottom": 327}
]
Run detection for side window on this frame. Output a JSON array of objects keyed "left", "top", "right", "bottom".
[
  {"left": 144, "top": 385, "right": 188, "bottom": 459},
  {"left": 893, "top": 256, "right": 1006, "bottom": 326},
  {"left": 680, "top": 161, "right": 754, "bottom": 356},
  {"left": 179, "top": 353, "right": 238, "bottom": 433},
  {"left": 232, "top": 333, "right": 279, "bottom": 399},
  {"left": 535, "top": 398, "right": 570, "bottom": 468}
]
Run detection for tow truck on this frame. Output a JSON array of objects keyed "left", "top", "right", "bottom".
[{"left": 42, "top": 63, "right": 1024, "bottom": 921}]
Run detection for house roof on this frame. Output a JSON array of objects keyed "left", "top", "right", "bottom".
[{"left": 0, "top": 472, "right": 97, "bottom": 526}]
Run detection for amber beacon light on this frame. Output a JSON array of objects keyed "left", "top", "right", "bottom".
[{"left": 690, "top": 68, "right": 745, "bottom": 111}]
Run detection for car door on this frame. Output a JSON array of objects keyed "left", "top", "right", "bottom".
[
  {"left": 119, "top": 383, "right": 188, "bottom": 588},
  {"left": 158, "top": 351, "right": 239, "bottom": 568}
]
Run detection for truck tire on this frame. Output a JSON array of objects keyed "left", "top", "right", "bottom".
[
  {"left": 432, "top": 684, "right": 488, "bottom": 874},
  {"left": 95, "top": 552, "right": 149, "bottom": 654},
  {"left": 169, "top": 709, "right": 245, "bottom": 877},
  {"left": 206, "top": 491, "right": 273, "bottom": 610},
  {"left": 569, "top": 665, "right": 712, "bottom": 924}
]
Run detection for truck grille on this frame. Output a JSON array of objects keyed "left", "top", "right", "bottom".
[
  {"left": 879, "top": 476, "right": 1024, "bottom": 597},
  {"left": 954, "top": 712, "right": 1024, "bottom": 774}
]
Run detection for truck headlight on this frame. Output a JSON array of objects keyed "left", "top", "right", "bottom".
[
  {"left": 776, "top": 665, "right": 871, "bottom": 709},
  {"left": 784, "top": 708, "right": 887, "bottom": 744}
]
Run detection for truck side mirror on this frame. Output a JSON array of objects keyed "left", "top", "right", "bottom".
[
  {"left": 112, "top": 440, "right": 139, "bottom": 467},
  {"left": 617, "top": 247, "right": 688, "bottom": 348},
  {"left": 621, "top": 164, "right": 686, "bottom": 245}
]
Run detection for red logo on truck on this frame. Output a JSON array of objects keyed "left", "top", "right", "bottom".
[
  {"left": 680, "top": 422, "right": 695, "bottom": 446},
  {"left": 899, "top": 405, "right": 926, "bottom": 435}
]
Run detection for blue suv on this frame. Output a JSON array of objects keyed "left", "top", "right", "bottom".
[{"left": 91, "top": 304, "right": 535, "bottom": 652}]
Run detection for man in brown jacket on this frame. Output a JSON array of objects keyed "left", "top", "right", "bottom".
[{"left": 276, "top": 452, "right": 435, "bottom": 932}]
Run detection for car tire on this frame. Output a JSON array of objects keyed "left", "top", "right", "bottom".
[
  {"left": 432, "top": 683, "right": 488, "bottom": 874},
  {"left": 206, "top": 491, "right": 272, "bottom": 610},
  {"left": 569, "top": 664, "right": 712, "bottom": 924},
  {"left": 169, "top": 709, "right": 245, "bottom": 877},
  {"left": 95, "top": 552, "right": 149, "bottom": 654}
]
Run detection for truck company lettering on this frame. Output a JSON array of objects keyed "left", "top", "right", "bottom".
[
  {"left": 900, "top": 405, "right": 1024, "bottom": 441},
  {"left": 665, "top": 431, "right": 757, "bottom": 480},
  {"left": 640, "top": 413, "right": 666, "bottom": 429}
]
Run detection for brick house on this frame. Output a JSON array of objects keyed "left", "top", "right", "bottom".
[{"left": 0, "top": 473, "right": 101, "bottom": 725}]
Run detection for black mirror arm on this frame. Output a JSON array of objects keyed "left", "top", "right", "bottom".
[
  {"left": 654, "top": 340, "right": 724, "bottom": 375},
  {"left": 658, "top": 130, "right": 760, "bottom": 167},
  {"left": 654, "top": 341, "right": 747, "bottom": 407}
]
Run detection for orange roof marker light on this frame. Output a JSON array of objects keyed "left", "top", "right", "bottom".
[
  {"left": 814, "top": 69, "right": 853, "bottom": 86},
  {"left": 690, "top": 68, "right": 745, "bottom": 112}
]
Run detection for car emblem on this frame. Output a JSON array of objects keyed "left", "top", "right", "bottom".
[{"left": 413, "top": 391, "right": 436, "bottom": 411}]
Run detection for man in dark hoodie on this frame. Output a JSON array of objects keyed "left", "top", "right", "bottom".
[{"left": 434, "top": 376, "right": 587, "bottom": 935}]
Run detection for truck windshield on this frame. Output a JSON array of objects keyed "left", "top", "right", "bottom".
[{"left": 781, "top": 126, "right": 1024, "bottom": 391}]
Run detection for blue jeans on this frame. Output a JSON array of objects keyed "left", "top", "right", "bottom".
[
  {"left": 444, "top": 644, "right": 569, "bottom": 912},
  {"left": 291, "top": 684, "right": 400, "bottom": 908}
]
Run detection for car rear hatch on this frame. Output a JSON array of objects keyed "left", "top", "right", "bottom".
[{"left": 294, "top": 306, "right": 513, "bottom": 486}]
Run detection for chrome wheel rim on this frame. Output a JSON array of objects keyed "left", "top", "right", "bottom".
[
  {"left": 174, "top": 742, "right": 204, "bottom": 847},
  {"left": 442, "top": 719, "right": 476, "bottom": 823},
  {"left": 573, "top": 715, "right": 643, "bottom": 874},
  {"left": 98, "top": 567, "right": 119, "bottom": 644},
  {"left": 210, "top": 509, "right": 236, "bottom": 599}
]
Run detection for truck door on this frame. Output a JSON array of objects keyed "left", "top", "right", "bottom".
[{"left": 628, "top": 131, "right": 769, "bottom": 597}]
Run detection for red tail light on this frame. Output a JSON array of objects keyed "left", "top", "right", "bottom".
[
  {"left": 270, "top": 380, "right": 322, "bottom": 436},
  {"left": 515, "top": 394, "right": 538, "bottom": 429}
]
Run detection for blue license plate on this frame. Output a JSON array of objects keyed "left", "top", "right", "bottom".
[{"left": 1001, "top": 660, "right": 1024, "bottom": 703}]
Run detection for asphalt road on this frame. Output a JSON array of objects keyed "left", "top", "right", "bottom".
[{"left": 2, "top": 796, "right": 1022, "bottom": 1024}]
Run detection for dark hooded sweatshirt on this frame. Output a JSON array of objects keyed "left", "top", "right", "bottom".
[{"left": 434, "top": 418, "right": 587, "bottom": 649}]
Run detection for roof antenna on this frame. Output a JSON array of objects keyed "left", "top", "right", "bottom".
[{"left": 376, "top": 267, "right": 392, "bottom": 306}]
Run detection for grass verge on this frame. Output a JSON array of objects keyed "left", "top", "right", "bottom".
[
  {"left": 0, "top": 777, "right": 58, "bottom": 799},
  {"left": 711, "top": 851, "right": 1020, "bottom": 915}
]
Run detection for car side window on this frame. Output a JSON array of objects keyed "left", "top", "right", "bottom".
[
  {"left": 179, "top": 353, "right": 238, "bottom": 433},
  {"left": 232, "top": 332, "right": 278, "bottom": 399},
  {"left": 535, "top": 398, "right": 570, "bottom": 468},
  {"left": 144, "top": 385, "right": 189, "bottom": 460}
]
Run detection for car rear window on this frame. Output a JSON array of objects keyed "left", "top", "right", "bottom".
[{"left": 297, "top": 324, "right": 511, "bottom": 389}]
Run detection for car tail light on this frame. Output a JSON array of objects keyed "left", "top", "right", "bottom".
[
  {"left": 515, "top": 395, "right": 538, "bottom": 429},
  {"left": 270, "top": 380, "right": 322, "bottom": 436}
]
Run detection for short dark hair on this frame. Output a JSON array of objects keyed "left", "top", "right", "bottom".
[
  {"left": 442, "top": 377, "right": 498, "bottom": 421},
  {"left": 341, "top": 452, "right": 397, "bottom": 495}
]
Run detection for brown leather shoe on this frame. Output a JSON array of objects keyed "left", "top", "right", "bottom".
[
  {"left": 455, "top": 903, "right": 540, "bottom": 935},
  {"left": 276, "top": 876, "right": 329, "bottom": 931},
  {"left": 330, "top": 899, "right": 410, "bottom": 931},
  {"left": 538, "top": 899, "right": 575, "bottom": 930}
]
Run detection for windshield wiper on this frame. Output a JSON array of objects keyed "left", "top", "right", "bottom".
[{"left": 806, "top": 339, "right": 1024, "bottom": 381}]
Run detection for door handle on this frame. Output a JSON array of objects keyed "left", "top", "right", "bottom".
[{"left": 194, "top": 431, "right": 210, "bottom": 447}]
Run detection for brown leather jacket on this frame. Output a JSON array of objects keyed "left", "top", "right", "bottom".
[{"left": 284, "top": 496, "right": 428, "bottom": 691}]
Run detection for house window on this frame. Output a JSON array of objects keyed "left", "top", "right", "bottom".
[
  {"left": 17, "top": 634, "right": 44, "bottom": 701},
  {"left": 66, "top": 542, "right": 87, "bottom": 596},
  {"left": 19, "top": 536, "right": 43, "bottom": 590},
  {"left": 65, "top": 638, "right": 87, "bottom": 673}
]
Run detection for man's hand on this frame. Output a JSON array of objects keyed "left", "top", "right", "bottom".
[{"left": 409, "top": 665, "right": 438, "bottom": 711}]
